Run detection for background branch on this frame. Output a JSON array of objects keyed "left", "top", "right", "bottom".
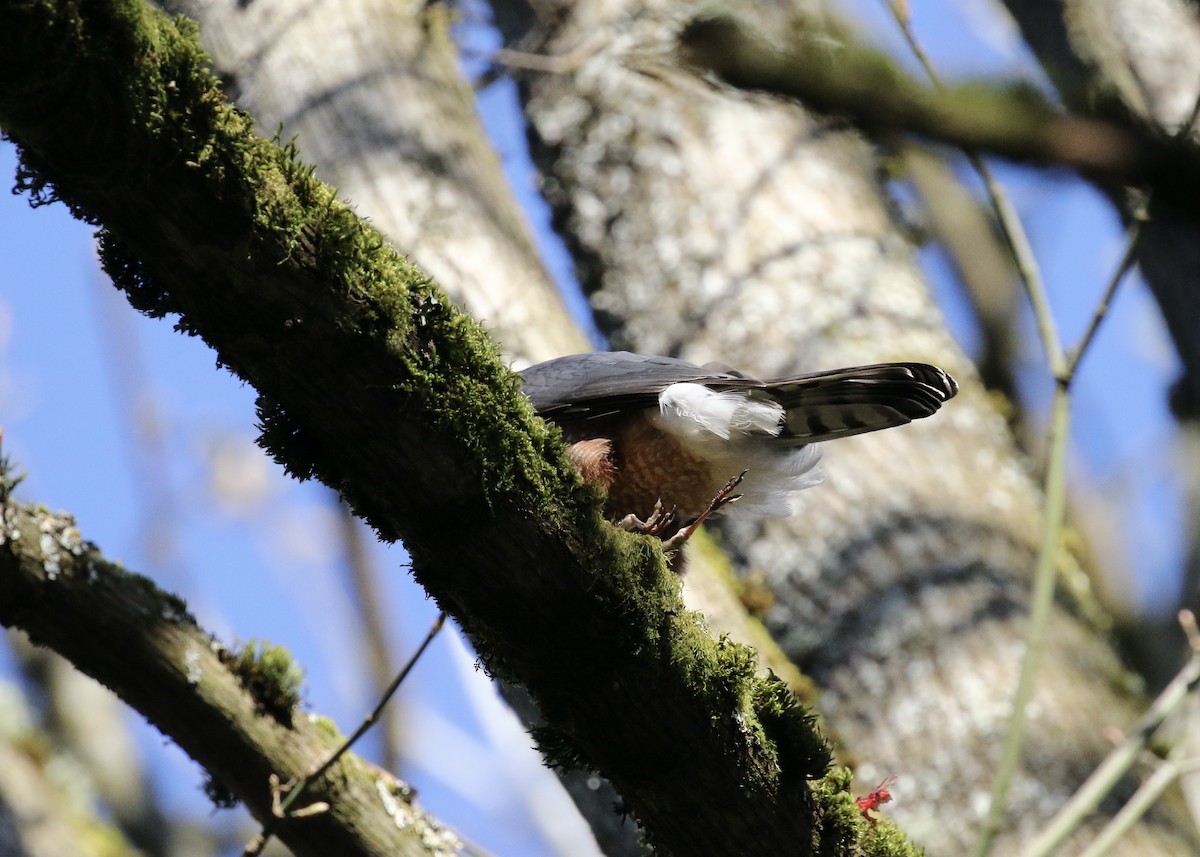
[
  {"left": 676, "top": 15, "right": 1200, "bottom": 215},
  {"left": 0, "top": 491, "right": 463, "bottom": 857}
]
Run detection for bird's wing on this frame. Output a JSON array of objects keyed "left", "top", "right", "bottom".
[
  {"left": 723, "top": 362, "right": 958, "bottom": 443},
  {"left": 520, "top": 353, "right": 958, "bottom": 440},
  {"left": 519, "top": 351, "right": 741, "bottom": 420}
]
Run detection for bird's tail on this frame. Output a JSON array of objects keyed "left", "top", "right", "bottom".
[{"left": 759, "top": 362, "right": 958, "bottom": 443}]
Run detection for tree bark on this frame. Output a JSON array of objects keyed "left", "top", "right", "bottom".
[{"left": 504, "top": 1, "right": 1199, "bottom": 853}]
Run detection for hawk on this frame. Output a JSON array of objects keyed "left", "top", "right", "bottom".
[{"left": 521, "top": 351, "right": 958, "bottom": 554}]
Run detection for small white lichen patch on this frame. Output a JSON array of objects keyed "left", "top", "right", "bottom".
[
  {"left": 58, "top": 524, "right": 85, "bottom": 556},
  {"left": 183, "top": 646, "right": 202, "bottom": 685},
  {"left": 39, "top": 531, "right": 60, "bottom": 580},
  {"left": 30, "top": 513, "right": 88, "bottom": 581},
  {"left": 376, "top": 779, "right": 464, "bottom": 855},
  {"left": 377, "top": 779, "right": 412, "bottom": 828},
  {"left": 0, "top": 506, "right": 14, "bottom": 546}
]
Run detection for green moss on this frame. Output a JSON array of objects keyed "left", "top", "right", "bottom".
[
  {"left": 810, "top": 768, "right": 925, "bottom": 857},
  {"left": 859, "top": 822, "right": 925, "bottom": 857},
  {"left": 752, "top": 672, "right": 832, "bottom": 781},
  {"left": 254, "top": 394, "right": 323, "bottom": 483},
  {"left": 222, "top": 639, "right": 304, "bottom": 727},
  {"left": 530, "top": 723, "right": 591, "bottom": 772},
  {"left": 0, "top": 446, "right": 25, "bottom": 502},
  {"left": 310, "top": 714, "right": 342, "bottom": 740},
  {"left": 810, "top": 768, "right": 860, "bottom": 856}
]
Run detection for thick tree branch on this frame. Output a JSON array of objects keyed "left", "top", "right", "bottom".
[
  {"left": 0, "top": 493, "right": 462, "bottom": 857},
  {"left": 0, "top": 2, "right": 890, "bottom": 854}
]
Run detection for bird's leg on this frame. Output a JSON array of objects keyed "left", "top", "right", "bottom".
[
  {"left": 661, "top": 469, "right": 747, "bottom": 554},
  {"left": 617, "top": 498, "right": 678, "bottom": 538}
]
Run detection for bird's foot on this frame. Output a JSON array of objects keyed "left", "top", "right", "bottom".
[
  {"left": 661, "top": 469, "right": 747, "bottom": 553},
  {"left": 618, "top": 499, "right": 678, "bottom": 538}
]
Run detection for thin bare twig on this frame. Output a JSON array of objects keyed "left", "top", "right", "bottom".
[
  {"left": 1065, "top": 208, "right": 1147, "bottom": 381},
  {"left": 1022, "top": 611, "right": 1200, "bottom": 857},
  {"left": 336, "top": 497, "right": 402, "bottom": 772},
  {"left": 1068, "top": 89, "right": 1199, "bottom": 380},
  {"left": 1076, "top": 755, "right": 1200, "bottom": 857},
  {"left": 241, "top": 612, "right": 447, "bottom": 857},
  {"left": 883, "top": 0, "right": 1064, "bottom": 373},
  {"left": 880, "top": 5, "right": 1160, "bottom": 856},
  {"left": 887, "top": 7, "right": 1066, "bottom": 852},
  {"left": 472, "top": 33, "right": 604, "bottom": 75},
  {"left": 972, "top": 380, "right": 1070, "bottom": 857}
]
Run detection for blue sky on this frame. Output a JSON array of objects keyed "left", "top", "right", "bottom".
[{"left": 0, "top": 2, "right": 1186, "bottom": 854}]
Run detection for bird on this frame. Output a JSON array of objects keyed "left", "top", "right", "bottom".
[{"left": 520, "top": 351, "right": 958, "bottom": 559}]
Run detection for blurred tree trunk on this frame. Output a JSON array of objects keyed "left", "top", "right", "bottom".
[
  {"left": 0, "top": 673, "right": 144, "bottom": 857},
  {"left": 496, "top": 1, "right": 1199, "bottom": 853},
  {"left": 9, "top": 640, "right": 171, "bottom": 856},
  {"left": 161, "top": 0, "right": 587, "bottom": 368}
]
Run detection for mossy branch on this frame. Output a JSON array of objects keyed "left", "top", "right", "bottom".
[
  {"left": 0, "top": 1, "right": 917, "bottom": 854},
  {"left": 0, "top": 496, "right": 462, "bottom": 857}
]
